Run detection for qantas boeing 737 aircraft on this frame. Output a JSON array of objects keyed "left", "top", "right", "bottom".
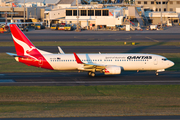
[{"left": 7, "top": 24, "right": 174, "bottom": 77}]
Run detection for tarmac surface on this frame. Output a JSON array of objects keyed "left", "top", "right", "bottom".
[
  {"left": 0, "top": 71, "right": 180, "bottom": 86},
  {"left": 1, "top": 32, "right": 180, "bottom": 42},
  {"left": 0, "top": 27, "right": 180, "bottom": 119},
  {"left": 2, "top": 46, "right": 180, "bottom": 53}
]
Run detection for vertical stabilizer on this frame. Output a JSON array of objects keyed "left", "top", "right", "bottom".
[
  {"left": 10, "top": 24, "right": 38, "bottom": 57},
  {"left": 9, "top": 24, "right": 54, "bottom": 70}
]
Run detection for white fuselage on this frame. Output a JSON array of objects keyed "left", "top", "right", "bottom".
[{"left": 42, "top": 53, "right": 174, "bottom": 71}]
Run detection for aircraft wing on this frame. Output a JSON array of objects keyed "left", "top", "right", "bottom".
[{"left": 73, "top": 53, "right": 106, "bottom": 71}]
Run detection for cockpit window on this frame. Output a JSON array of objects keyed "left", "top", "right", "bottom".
[{"left": 162, "top": 58, "right": 168, "bottom": 61}]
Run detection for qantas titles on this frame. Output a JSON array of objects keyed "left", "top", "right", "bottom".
[{"left": 127, "top": 56, "right": 152, "bottom": 59}]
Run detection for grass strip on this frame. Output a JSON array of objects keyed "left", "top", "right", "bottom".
[
  {"left": 0, "top": 85, "right": 180, "bottom": 118},
  {"left": 0, "top": 41, "right": 180, "bottom": 46},
  {"left": 0, "top": 53, "right": 179, "bottom": 73}
]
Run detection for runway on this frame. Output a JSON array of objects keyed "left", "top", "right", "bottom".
[
  {"left": 0, "top": 71, "right": 180, "bottom": 86},
  {"left": 2, "top": 46, "right": 180, "bottom": 53},
  {"left": 1, "top": 32, "right": 180, "bottom": 42}
]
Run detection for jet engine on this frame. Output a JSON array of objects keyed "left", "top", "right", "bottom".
[{"left": 104, "top": 66, "right": 121, "bottom": 75}]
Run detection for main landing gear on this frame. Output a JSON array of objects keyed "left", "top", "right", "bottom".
[
  {"left": 88, "top": 72, "right": 95, "bottom": 77},
  {"left": 155, "top": 71, "right": 159, "bottom": 76}
]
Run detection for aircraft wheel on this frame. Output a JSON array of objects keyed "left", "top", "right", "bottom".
[
  {"left": 88, "top": 72, "right": 92, "bottom": 76},
  {"left": 155, "top": 72, "right": 159, "bottom": 76},
  {"left": 91, "top": 72, "right": 95, "bottom": 77}
]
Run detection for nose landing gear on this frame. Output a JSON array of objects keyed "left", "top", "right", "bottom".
[{"left": 155, "top": 72, "right": 159, "bottom": 76}]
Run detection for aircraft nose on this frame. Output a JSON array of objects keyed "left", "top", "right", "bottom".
[{"left": 168, "top": 60, "right": 174, "bottom": 67}]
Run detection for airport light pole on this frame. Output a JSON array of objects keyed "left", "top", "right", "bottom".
[
  {"left": 160, "top": 0, "right": 163, "bottom": 30},
  {"left": 76, "top": 0, "right": 80, "bottom": 32},
  {"left": 11, "top": 3, "right": 13, "bottom": 22},
  {"left": 24, "top": 0, "right": 25, "bottom": 23}
]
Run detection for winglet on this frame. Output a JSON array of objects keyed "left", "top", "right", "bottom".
[
  {"left": 73, "top": 53, "right": 83, "bottom": 64},
  {"left": 58, "top": 46, "right": 65, "bottom": 54}
]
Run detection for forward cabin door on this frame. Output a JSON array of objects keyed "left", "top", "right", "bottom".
[{"left": 154, "top": 57, "right": 158, "bottom": 65}]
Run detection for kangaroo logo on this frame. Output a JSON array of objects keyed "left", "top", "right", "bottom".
[
  {"left": 26, "top": 46, "right": 36, "bottom": 54},
  {"left": 12, "top": 34, "right": 38, "bottom": 60}
]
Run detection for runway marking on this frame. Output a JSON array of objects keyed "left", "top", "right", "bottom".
[
  {"left": 125, "top": 36, "right": 131, "bottom": 40},
  {"left": 1, "top": 81, "right": 180, "bottom": 84},
  {"left": 145, "top": 37, "right": 159, "bottom": 42}
]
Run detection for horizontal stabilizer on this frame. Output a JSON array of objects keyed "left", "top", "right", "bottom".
[
  {"left": 6, "top": 52, "right": 17, "bottom": 57},
  {"left": 6, "top": 52, "right": 27, "bottom": 58}
]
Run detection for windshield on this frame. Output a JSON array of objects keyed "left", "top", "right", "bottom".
[{"left": 162, "top": 58, "right": 168, "bottom": 61}]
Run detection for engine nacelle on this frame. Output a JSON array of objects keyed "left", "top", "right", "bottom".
[{"left": 104, "top": 66, "right": 121, "bottom": 75}]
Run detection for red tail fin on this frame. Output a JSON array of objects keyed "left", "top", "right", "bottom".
[
  {"left": 9, "top": 24, "right": 53, "bottom": 70},
  {"left": 10, "top": 24, "right": 38, "bottom": 57}
]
